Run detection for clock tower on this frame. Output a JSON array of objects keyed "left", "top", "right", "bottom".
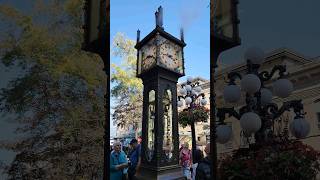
[{"left": 135, "top": 6, "right": 186, "bottom": 180}]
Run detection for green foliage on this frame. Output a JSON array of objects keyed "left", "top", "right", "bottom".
[
  {"left": 178, "top": 105, "right": 209, "bottom": 128},
  {"left": 111, "top": 33, "right": 143, "bottom": 133},
  {"left": 219, "top": 140, "right": 320, "bottom": 180},
  {"left": 0, "top": 0, "right": 105, "bottom": 179}
]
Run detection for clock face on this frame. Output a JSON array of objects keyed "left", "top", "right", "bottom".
[
  {"left": 140, "top": 38, "right": 156, "bottom": 72},
  {"left": 214, "top": 0, "right": 234, "bottom": 39},
  {"left": 158, "top": 36, "right": 183, "bottom": 74}
]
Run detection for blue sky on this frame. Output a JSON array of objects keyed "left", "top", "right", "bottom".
[
  {"left": 110, "top": 0, "right": 210, "bottom": 79},
  {"left": 110, "top": 0, "right": 210, "bottom": 136},
  {"left": 219, "top": 0, "right": 320, "bottom": 64},
  {"left": 110, "top": 0, "right": 320, "bottom": 137}
]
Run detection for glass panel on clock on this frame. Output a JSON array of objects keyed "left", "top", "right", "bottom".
[
  {"left": 158, "top": 38, "right": 183, "bottom": 75},
  {"left": 163, "top": 89, "right": 173, "bottom": 161},
  {"left": 146, "top": 90, "right": 155, "bottom": 162},
  {"left": 141, "top": 38, "right": 157, "bottom": 73}
]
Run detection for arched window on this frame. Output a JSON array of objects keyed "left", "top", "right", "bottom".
[
  {"left": 163, "top": 89, "right": 173, "bottom": 161},
  {"left": 146, "top": 90, "right": 155, "bottom": 162}
]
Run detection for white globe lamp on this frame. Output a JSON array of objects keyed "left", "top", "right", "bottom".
[
  {"left": 185, "top": 97, "right": 192, "bottom": 105},
  {"left": 241, "top": 74, "right": 261, "bottom": 94},
  {"left": 187, "top": 76, "right": 194, "bottom": 82},
  {"left": 179, "top": 88, "right": 187, "bottom": 95},
  {"left": 289, "top": 117, "right": 310, "bottom": 138},
  {"left": 185, "top": 85, "right": 192, "bottom": 92},
  {"left": 260, "top": 88, "right": 273, "bottom": 105},
  {"left": 240, "top": 112, "right": 262, "bottom": 134},
  {"left": 200, "top": 98, "right": 207, "bottom": 106},
  {"left": 194, "top": 86, "right": 202, "bottom": 93},
  {"left": 273, "top": 79, "right": 293, "bottom": 98},
  {"left": 216, "top": 125, "right": 232, "bottom": 144},
  {"left": 177, "top": 100, "right": 184, "bottom": 107},
  {"left": 223, "top": 85, "right": 241, "bottom": 103},
  {"left": 191, "top": 90, "right": 197, "bottom": 96}
]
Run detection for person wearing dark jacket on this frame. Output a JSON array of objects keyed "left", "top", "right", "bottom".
[
  {"left": 128, "top": 139, "right": 141, "bottom": 180},
  {"left": 195, "top": 143, "right": 211, "bottom": 180},
  {"left": 191, "top": 148, "right": 204, "bottom": 180}
]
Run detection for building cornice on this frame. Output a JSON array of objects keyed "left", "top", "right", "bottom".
[{"left": 216, "top": 48, "right": 313, "bottom": 78}]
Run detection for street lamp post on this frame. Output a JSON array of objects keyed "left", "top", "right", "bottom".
[
  {"left": 178, "top": 77, "right": 208, "bottom": 162},
  {"left": 215, "top": 48, "right": 310, "bottom": 146}
]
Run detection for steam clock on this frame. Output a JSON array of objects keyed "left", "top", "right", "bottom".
[{"left": 135, "top": 6, "right": 186, "bottom": 180}]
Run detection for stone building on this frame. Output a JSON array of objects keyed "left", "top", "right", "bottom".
[{"left": 178, "top": 48, "right": 320, "bottom": 156}]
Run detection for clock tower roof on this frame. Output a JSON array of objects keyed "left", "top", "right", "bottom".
[{"left": 135, "top": 26, "right": 186, "bottom": 49}]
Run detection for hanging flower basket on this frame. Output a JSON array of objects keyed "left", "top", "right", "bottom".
[
  {"left": 218, "top": 140, "right": 320, "bottom": 180},
  {"left": 178, "top": 105, "right": 209, "bottom": 128}
]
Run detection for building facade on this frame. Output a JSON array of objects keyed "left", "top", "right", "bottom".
[{"left": 178, "top": 48, "right": 320, "bottom": 157}]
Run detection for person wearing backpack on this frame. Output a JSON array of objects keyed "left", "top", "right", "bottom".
[{"left": 179, "top": 142, "right": 192, "bottom": 180}]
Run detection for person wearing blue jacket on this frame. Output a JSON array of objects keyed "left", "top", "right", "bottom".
[{"left": 110, "top": 142, "right": 128, "bottom": 180}]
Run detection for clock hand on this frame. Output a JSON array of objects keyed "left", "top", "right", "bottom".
[{"left": 163, "top": 53, "right": 173, "bottom": 59}]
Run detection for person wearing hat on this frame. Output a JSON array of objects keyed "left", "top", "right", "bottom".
[
  {"left": 110, "top": 141, "right": 128, "bottom": 180},
  {"left": 128, "top": 139, "right": 141, "bottom": 180}
]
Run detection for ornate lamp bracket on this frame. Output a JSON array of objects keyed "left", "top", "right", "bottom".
[
  {"left": 227, "top": 72, "right": 242, "bottom": 85},
  {"left": 216, "top": 107, "right": 241, "bottom": 124},
  {"left": 264, "top": 100, "right": 305, "bottom": 121},
  {"left": 258, "top": 65, "right": 287, "bottom": 82}
]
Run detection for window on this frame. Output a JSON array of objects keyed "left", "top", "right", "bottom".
[
  {"left": 163, "top": 89, "right": 173, "bottom": 161},
  {"left": 146, "top": 90, "right": 155, "bottom": 162}
]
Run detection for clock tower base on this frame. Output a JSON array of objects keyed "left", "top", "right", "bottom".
[{"left": 136, "top": 165, "right": 186, "bottom": 180}]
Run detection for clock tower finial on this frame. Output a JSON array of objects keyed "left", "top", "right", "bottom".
[
  {"left": 136, "top": 29, "right": 140, "bottom": 43},
  {"left": 180, "top": 28, "right": 184, "bottom": 42},
  {"left": 155, "top": 6, "right": 163, "bottom": 28}
]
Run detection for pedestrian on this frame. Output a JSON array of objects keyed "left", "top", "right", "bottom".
[
  {"left": 128, "top": 139, "right": 141, "bottom": 180},
  {"left": 179, "top": 143, "right": 185, "bottom": 152},
  {"left": 179, "top": 142, "right": 192, "bottom": 180},
  {"left": 110, "top": 141, "right": 129, "bottom": 180},
  {"left": 195, "top": 143, "right": 211, "bottom": 180},
  {"left": 191, "top": 148, "right": 204, "bottom": 180}
]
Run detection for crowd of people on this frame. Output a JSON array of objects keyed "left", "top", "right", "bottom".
[
  {"left": 110, "top": 139, "right": 141, "bottom": 180},
  {"left": 110, "top": 138, "right": 211, "bottom": 180}
]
